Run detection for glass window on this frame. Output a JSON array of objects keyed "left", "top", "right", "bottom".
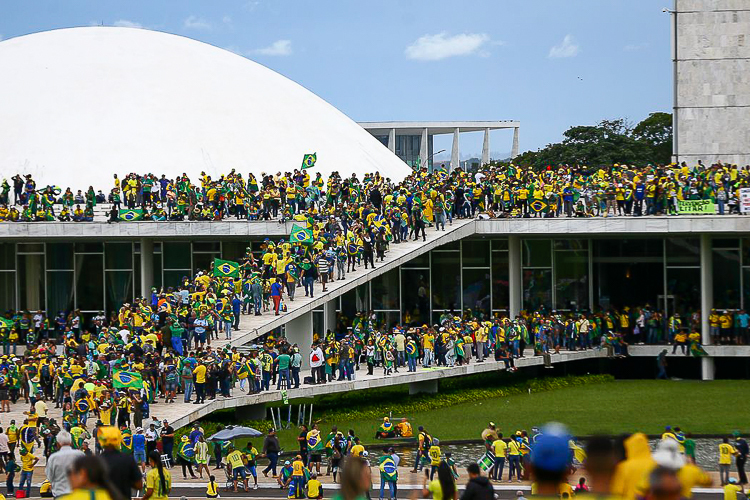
[
  {"left": 594, "top": 239, "right": 663, "bottom": 258},
  {"left": 431, "top": 252, "right": 461, "bottom": 311},
  {"left": 402, "top": 253, "right": 429, "bottom": 268},
  {"left": 462, "top": 240, "right": 490, "bottom": 267},
  {"left": 74, "top": 242, "right": 103, "bottom": 253},
  {"left": 17, "top": 243, "right": 44, "bottom": 253},
  {"left": 667, "top": 268, "right": 700, "bottom": 317},
  {"left": 193, "top": 242, "right": 221, "bottom": 252},
  {"left": 492, "top": 251, "right": 509, "bottom": 311},
  {"left": 46, "top": 243, "right": 74, "bottom": 270},
  {"left": 593, "top": 261, "right": 663, "bottom": 311},
  {"left": 313, "top": 310, "right": 324, "bottom": 337},
  {"left": 666, "top": 238, "right": 700, "bottom": 266},
  {"left": 713, "top": 249, "right": 741, "bottom": 309},
  {"left": 523, "top": 269, "right": 552, "bottom": 310},
  {"left": 105, "top": 243, "right": 133, "bottom": 270},
  {"left": 46, "top": 271, "right": 74, "bottom": 316},
  {"left": 372, "top": 311, "right": 401, "bottom": 331},
  {"left": 742, "top": 238, "right": 750, "bottom": 265},
  {"left": 492, "top": 240, "right": 509, "bottom": 251},
  {"left": 0, "top": 272, "right": 15, "bottom": 311},
  {"left": 222, "top": 241, "right": 248, "bottom": 262},
  {"left": 163, "top": 270, "right": 189, "bottom": 290},
  {"left": 713, "top": 238, "right": 739, "bottom": 249},
  {"left": 554, "top": 240, "right": 586, "bottom": 251},
  {"left": 0, "top": 244, "right": 15, "bottom": 270},
  {"left": 401, "top": 269, "right": 430, "bottom": 325},
  {"left": 555, "top": 250, "right": 589, "bottom": 310},
  {"left": 163, "top": 242, "right": 191, "bottom": 269},
  {"left": 18, "top": 254, "right": 44, "bottom": 310},
  {"left": 193, "top": 253, "right": 218, "bottom": 274},
  {"left": 436, "top": 240, "right": 460, "bottom": 251},
  {"left": 462, "top": 268, "right": 491, "bottom": 318},
  {"left": 371, "top": 268, "right": 399, "bottom": 310},
  {"left": 106, "top": 271, "right": 133, "bottom": 314},
  {"left": 522, "top": 240, "right": 551, "bottom": 267},
  {"left": 75, "top": 254, "right": 103, "bottom": 311}
]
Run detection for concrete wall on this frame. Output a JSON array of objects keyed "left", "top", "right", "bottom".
[{"left": 675, "top": 0, "right": 750, "bottom": 166}]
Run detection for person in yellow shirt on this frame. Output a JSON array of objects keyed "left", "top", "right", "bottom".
[
  {"left": 227, "top": 446, "right": 249, "bottom": 492},
  {"left": 206, "top": 475, "right": 219, "bottom": 498},
  {"left": 428, "top": 438, "right": 442, "bottom": 480},
  {"left": 723, "top": 478, "right": 745, "bottom": 500},
  {"left": 19, "top": 448, "right": 38, "bottom": 497},
  {"left": 719, "top": 437, "right": 738, "bottom": 485},
  {"left": 307, "top": 472, "right": 323, "bottom": 500},
  {"left": 350, "top": 438, "right": 365, "bottom": 457},
  {"left": 193, "top": 362, "right": 207, "bottom": 404},
  {"left": 491, "top": 434, "right": 508, "bottom": 481},
  {"left": 143, "top": 450, "right": 172, "bottom": 500},
  {"left": 507, "top": 437, "right": 522, "bottom": 482}
]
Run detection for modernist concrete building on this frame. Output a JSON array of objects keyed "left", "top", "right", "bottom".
[
  {"left": 672, "top": 0, "right": 750, "bottom": 166},
  {"left": 359, "top": 121, "right": 520, "bottom": 171}
]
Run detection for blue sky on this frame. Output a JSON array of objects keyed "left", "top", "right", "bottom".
[{"left": 0, "top": 0, "right": 672, "bottom": 160}]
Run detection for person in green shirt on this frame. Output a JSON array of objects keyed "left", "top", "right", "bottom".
[{"left": 276, "top": 351, "right": 291, "bottom": 390}]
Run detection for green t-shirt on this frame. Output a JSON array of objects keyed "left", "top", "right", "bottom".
[{"left": 277, "top": 354, "right": 291, "bottom": 370}]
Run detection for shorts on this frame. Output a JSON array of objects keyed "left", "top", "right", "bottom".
[
  {"left": 309, "top": 454, "right": 321, "bottom": 463},
  {"left": 246, "top": 465, "right": 257, "bottom": 477},
  {"left": 196, "top": 331, "right": 206, "bottom": 342},
  {"left": 134, "top": 450, "right": 147, "bottom": 464},
  {"left": 165, "top": 382, "right": 177, "bottom": 392},
  {"left": 233, "top": 467, "right": 247, "bottom": 480}
]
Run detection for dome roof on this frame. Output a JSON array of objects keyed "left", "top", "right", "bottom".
[{"left": 0, "top": 27, "right": 410, "bottom": 190}]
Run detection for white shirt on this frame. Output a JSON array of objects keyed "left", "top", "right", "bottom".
[{"left": 309, "top": 347, "right": 324, "bottom": 368}]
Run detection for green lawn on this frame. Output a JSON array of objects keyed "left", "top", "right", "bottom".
[{"left": 275, "top": 380, "right": 750, "bottom": 449}]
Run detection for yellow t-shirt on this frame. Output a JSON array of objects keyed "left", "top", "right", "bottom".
[
  {"left": 58, "top": 488, "right": 114, "bottom": 500},
  {"left": 350, "top": 444, "right": 365, "bottom": 457},
  {"left": 307, "top": 479, "right": 322, "bottom": 498},
  {"left": 146, "top": 467, "right": 172, "bottom": 500},
  {"left": 719, "top": 443, "right": 736, "bottom": 465},
  {"left": 21, "top": 453, "right": 36, "bottom": 471},
  {"left": 428, "top": 445, "right": 441, "bottom": 466},
  {"left": 193, "top": 365, "right": 207, "bottom": 384},
  {"left": 492, "top": 439, "right": 508, "bottom": 458},
  {"left": 227, "top": 450, "right": 244, "bottom": 470},
  {"left": 724, "top": 484, "right": 744, "bottom": 500}
]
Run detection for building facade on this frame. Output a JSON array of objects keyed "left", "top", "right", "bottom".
[{"left": 673, "top": 0, "right": 750, "bottom": 166}]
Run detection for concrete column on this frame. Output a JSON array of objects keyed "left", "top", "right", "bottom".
[
  {"left": 508, "top": 235, "right": 522, "bottom": 319},
  {"left": 419, "top": 128, "right": 428, "bottom": 169},
  {"left": 700, "top": 233, "right": 715, "bottom": 380},
  {"left": 24, "top": 254, "right": 42, "bottom": 310},
  {"left": 388, "top": 128, "right": 396, "bottom": 153},
  {"left": 323, "top": 298, "right": 337, "bottom": 336},
  {"left": 511, "top": 127, "right": 520, "bottom": 159},
  {"left": 481, "top": 127, "right": 490, "bottom": 166},
  {"left": 409, "top": 379, "right": 438, "bottom": 395},
  {"left": 450, "top": 128, "right": 460, "bottom": 172},
  {"left": 285, "top": 310, "right": 313, "bottom": 369},
  {"left": 140, "top": 238, "right": 154, "bottom": 298}
]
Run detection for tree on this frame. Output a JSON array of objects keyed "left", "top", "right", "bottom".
[
  {"left": 632, "top": 112, "right": 673, "bottom": 165},
  {"left": 514, "top": 113, "right": 673, "bottom": 170}
]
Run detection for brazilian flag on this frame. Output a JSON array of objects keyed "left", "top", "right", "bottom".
[
  {"left": 529, "top": 199, "right": 547, "bottom": 213},
  {"left": 301, "top": 153, "right": 317, "bottom": 170},
  {"left": 118, "top": 209, "right": 145, "bottom": 221},
  {"left": 290, "top": 224, "right": 313, "bottom": 245},
  {"left": 112, "top": 369, "right": 144, "bottom": 390},
  {"left": 379, "top": 456, "right": 398, "bottom": 480},
  {"left": 0, "top": 317, "right": 14, "bottom": 329},
  {"left": 214, "top": 258, "right": 240, "bottom": 278}
]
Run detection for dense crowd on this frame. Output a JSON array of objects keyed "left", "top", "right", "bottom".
[{"left": 1, "top": 160, "right": 748, "bottom": 222}]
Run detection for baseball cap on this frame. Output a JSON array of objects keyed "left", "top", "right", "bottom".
[{"left": 530, "top": 425, "right": 572, "bottom": 472}]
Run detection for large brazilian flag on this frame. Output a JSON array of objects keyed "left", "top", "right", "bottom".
[
  {"left": 290, "top": 224, "right": 313, "bottom": 245},
  {"left": 301, "top": 153, "right": 317, "bottom": 170},
  {"left": 214, "top": 258, "right": 240, "bottom": 278},
  {"left": 118, "top": 209, "right": 145, "bottom": 221},
  {"left": 112, "top": 369, "right": 144, "bottom": 390}
]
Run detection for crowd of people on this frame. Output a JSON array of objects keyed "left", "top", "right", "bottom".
[{"left": 1, "top": 160, "right": 748, "bottom": 222}]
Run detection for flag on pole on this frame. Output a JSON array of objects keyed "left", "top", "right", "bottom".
[
  {"left": 213, "top": 258, "right": 241, "bottom": 278},
  {"left": 112, "top": 369, "right": 144, "bottom": 390},
  {"left": 0, "top": 318, "right": 13, "bottom": 329},
  {"left": 301, "top": 153, "right": 317, "bottom": 169},
  {"left": 118, "top": 209, "right": 145, "bottom": 221},
  {"left": 290, "top": 224, "right": 313, "bottom": 245}
]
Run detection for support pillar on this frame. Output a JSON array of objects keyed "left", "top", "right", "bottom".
[
  {"left": 419, "top": 128, "right": 428, "bottom": 170},
  {"left": 234, "top": 402, "right": 267, "bottom": 421},
  {"left": 408, "top": 379, "right": 438, "bottom": 395},
  {"left": 700, "top": 234, "right": 715, "bottom": 380},
  {"left": 388, "top": 128, "right": 396, "bottom": 153},
  {"left": 140, "top": 238, "right": 154, "bottom": 298},
  {"left": 323, "top": 298, "right": 337, "bottom": 337},
  {"left": 450, "top": 128, "right": 460, "bottom": 172},
  {"left": 285, "top": 310, "right": 313, "bottom": 369},
  {"left": 508, "top": 235, "right": 522, "bottom": 319},
  {"left": 511, "top": 127, "right": 520, "bottom": 159},
  {"left": 481, "top": 127, "right": 490, "bottom": 166}
]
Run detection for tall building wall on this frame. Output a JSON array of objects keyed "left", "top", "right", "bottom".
[{"left": 675, "top": 0, "right": 750, "bottom": 166}]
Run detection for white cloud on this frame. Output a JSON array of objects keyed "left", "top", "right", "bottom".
[
  {"left": 113, "top": 19, "right": 144, "bottom": 28},
  {"left": 183, "top": 15, "right": 211, "bottom": 30},
  {"left": 405, "top": 32, "right": 491, "bottom": 61},
  {"left": 624, "top": 42, "right": 649, "bottom": 51},
  {"left": 253, "top": 39, "right": 292, "bottom": 56},
  {"left": 548, "top": 34, "right": 580, "bottom": 58},
  {"left": 222, "top": 15, "right": 232, "bottom": 25}
]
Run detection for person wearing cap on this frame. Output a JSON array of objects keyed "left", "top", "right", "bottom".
[
  {"left": 724, "top": 477, "right": 745, "bottom": 500},
  {"left": 227, "top": 444, "right": 250, "bottom": 493},
  {"left": 734, "top": 431, "right": 749, "bottom": 485},
  {"left": 527, "top": 428, "right": 574, "bottom": 498},
  {"left": 133, "top": 427, "right": 147, "bottom": 472}
]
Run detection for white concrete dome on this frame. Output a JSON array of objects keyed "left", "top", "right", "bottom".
[{"left": 0, "top": 27, "right": 410, "bottom": 190}]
